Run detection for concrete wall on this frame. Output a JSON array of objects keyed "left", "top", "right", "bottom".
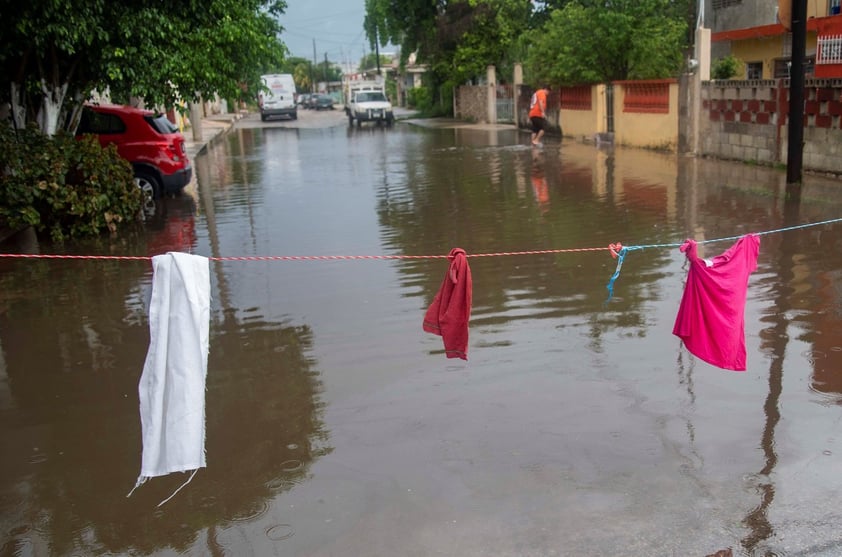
[
  {"left": 454, "top": 85, "right": 488, "bottom": 122},
  {"left": 699, "top": 79, "right": 780, "bottom": 163},
  {"left": 706, "top": 0, "right": 826, "bottom": 33},
  {"left": 455, "top": 66, "right": 842, "bottom": 175},
  {"left": 613, "top": 81, "right": 680, "bottom": 151},
  {"left": 700, "top": 78, "right": 842, "bottom": 174},
  {"left": 559, "top": 85, "right": 604, "bottom": 142}
]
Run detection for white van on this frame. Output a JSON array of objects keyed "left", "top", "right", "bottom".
[{"left": 259, "top": 74, "right": 297, "bottom": 121}]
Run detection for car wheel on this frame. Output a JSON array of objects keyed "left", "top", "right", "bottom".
[
  {"left": 261, "top": 113, "right": 268, "bottom": 121},
  {"left": 135, "top": 171, "right": 161, "bottom": 199},
  {"left": 134, "top": 171, "right": 161, "bottom": 213},
  {"left": 291, "top": 111, "right": 297, "bottom": 120}
]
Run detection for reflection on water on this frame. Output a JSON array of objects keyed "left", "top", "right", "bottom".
[
  {"left": 0, "top": 242, "right": 328, "bottom": 554},
  {"left": 2, "top": 121, "right": 842, "bottom": 555}
]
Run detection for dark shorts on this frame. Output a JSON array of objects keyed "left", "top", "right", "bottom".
[{"left": 530, "top": 116, "right": 546, "bottom": 133}]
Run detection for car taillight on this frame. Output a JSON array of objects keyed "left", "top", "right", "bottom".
[{"left": 165, "top": 142, "right": 183, "bottom": 162}]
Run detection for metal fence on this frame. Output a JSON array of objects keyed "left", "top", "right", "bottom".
[
  {"left": 496, "top": 83, "right": 514, "bottom": 123},
  {"left": 496, "top": 98, "right": 514, "bottom": 123}
]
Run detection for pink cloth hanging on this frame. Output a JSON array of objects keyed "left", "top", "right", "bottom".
[
  {"left": 672, "top": 235, "right": 760, "bottom": 371},
  {"left": 423, "top": 248, "right": 472, "bottom": 360}
]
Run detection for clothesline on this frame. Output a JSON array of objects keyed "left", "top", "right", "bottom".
[
  {"left": 604, "top": 216, "right": 842, "bottom": 299},
  {"left": 1, "top": 217, "right": 840, "bottom": 262}
]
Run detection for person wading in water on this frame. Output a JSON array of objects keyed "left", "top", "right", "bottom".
[{"left": 529, "top": 84, "right": 551, "bottom": 147}]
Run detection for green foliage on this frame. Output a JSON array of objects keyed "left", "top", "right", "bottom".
[
  {"left": 366, "top": 0, "right": 688, "bottom": 113},
  {"left": 0, "top": 125, "right": 142, "bottom": 241},
  {"left": 358, "top": 53, "right": 393, "bottom": 74},
  {"left": 385, "top": 78, "right": 398, "bottom": 104},
  {"left": 712, "top": 55, "right": 741, "bottom": 80},
  {"left": 291, "top": 61, "right": 313, "bottom": 93},
  {"left": 525, "top": 0, "right": 687, "bottom": 86},
  {"left": 1, "top": 0, "right": 288, "bottom": 131},
  {"left": 406, "top": 87, "right": 432, "bottom": 111},
  {"left": 366, "top": 0, "right": 530, "bottom": 115}
]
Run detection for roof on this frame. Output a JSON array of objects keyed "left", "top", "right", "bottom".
[{"left": 711, "top": 18, "right": 820, "bottom": 42}]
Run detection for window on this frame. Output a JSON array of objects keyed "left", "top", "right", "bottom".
[
  {"left": 782, "top": 33, "right": 792, "bottom": 57},
  {"left": 830, "top": 0, "right": 841, "bottom": 16},
  {"left": 145, "top": 114, "right": 178, "bottom": 134},
  {"left": 77, "top": 109, "right": 126, "bottom": 135},
  {"left": 746, "top": 62, "right": 763, "bottom": 79},
  {"left": 773, "top": 55, "right": 817, "bottom": 77}
]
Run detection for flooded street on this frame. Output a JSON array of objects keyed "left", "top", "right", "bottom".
[{"left": 2, "top": 109, "right": 842, "bottom": 556}]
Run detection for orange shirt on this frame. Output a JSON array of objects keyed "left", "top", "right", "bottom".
[{"left": 529, "top": 88, "right": 548, "bottom": 118}]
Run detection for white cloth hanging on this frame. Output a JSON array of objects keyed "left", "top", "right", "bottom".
[{"left": 129, "top": 252, "right": 210, "bottom": 505}]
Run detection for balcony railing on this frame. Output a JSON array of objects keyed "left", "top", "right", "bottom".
[{"left": 817, "top": 34, "right": 842, "bottom": 64}]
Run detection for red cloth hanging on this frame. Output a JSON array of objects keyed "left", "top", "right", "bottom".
[
  {"left": 423, "top": 248, "right": 472, "bottom": 360},
  {"left": 672, "top": 235, "right": 760, "bottom": 371}
]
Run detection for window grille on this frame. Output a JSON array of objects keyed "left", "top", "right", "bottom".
[
  {"left": 782, "top": 33, "right": 792, "bottom": 58},
  {"left": 818, "top": 35, "right": 842, "bottom": 64},
  {"left": 560, "top": 86, "right": 592, "bottom": 111},
  {"left": 623, "top": 82, "right": 670, "bottom": 114}
]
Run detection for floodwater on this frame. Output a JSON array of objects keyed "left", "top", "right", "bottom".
[{"left": 2, "top": 114, "right": 842, "bottom": 557}]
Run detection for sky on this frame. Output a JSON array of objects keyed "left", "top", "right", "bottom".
[{"left": 278, "top": 0, "right": 394, "bottom": 73}]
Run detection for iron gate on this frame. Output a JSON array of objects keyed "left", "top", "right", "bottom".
[{"left": 496, "top": 83, "right": 514, "bottom": 123}]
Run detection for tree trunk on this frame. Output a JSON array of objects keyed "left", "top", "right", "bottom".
[
  {"left": 9, "top": 83, "right": 27, "bottom": 130},
  {"left": 64, "top": 93, "right": 85, "bottom": 135},
  {"left": 36, "top": 79, "right": 68, "bottom": 136}
]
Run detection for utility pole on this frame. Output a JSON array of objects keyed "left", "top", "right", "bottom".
[
  {"left": 374, "top": 25, "right": 381, "bottom": 76},
  {"left": 324, "top": 52, "right": 328, "bottom": 82},
  {"left": 312, "top": 39, "right": 318, "bottom": 93},
  {"left": 786, "top": 0, "right": 806, "bottom": 190}
]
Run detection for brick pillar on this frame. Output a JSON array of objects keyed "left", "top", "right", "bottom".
[
  {"left": 487, "top": 65, "right": 497, "bottom": 124},
  {"left": 514, "top": 63, "right": 523, "bottom": 128}
]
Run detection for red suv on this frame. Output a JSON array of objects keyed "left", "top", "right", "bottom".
[{"left": 76, "top": 104, "right": 192, "bottom": 200}]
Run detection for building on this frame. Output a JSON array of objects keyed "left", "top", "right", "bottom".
[{"left": 708, "top": 0, "right": 842, "bottom": 78}]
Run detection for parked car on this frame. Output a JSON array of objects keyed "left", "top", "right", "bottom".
[
  {"left": 259, "top": 73, "right": 297, "bottom": 121},
  {"left": 297, "top": 93, "right": 311, "bottom": 108},
  {"left": 76, "top": 104, "right": 192, "bottom": 201},
  {"left": 313, "top": 94, "right": 334, "bottom": 110}
]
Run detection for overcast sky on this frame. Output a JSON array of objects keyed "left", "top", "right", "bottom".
[{"left": 278, "top": 1, "right": 395, "bottom": 72}]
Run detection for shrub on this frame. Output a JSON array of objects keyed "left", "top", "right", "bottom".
[
  {"left": 406, "top": 87, "right": 432, "bottom": 112},
  {"left": 712, "top": 55, "right": 741, "bottom": 80},
  {"left": 0, "top": 124, "right": 143, "bottom": 242}
]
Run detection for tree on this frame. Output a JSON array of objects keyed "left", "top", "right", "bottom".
[
  {"left": 1, "top": 0, "right": 288, "bottom": 136},
  {"left": 365, "top": 0, "right": 532, "bottom": 113},
  {"left": 317, "top": 61, "right": 343, "bottom": 83},
  {"left": 438, "top": 0, "right": 531, "bottom": 85},
  {"left": 282, "top": 57, "right": 313, "bottom": 91},
  {"left": 358, "top": 53, "right": 393, "bottom": 74},
  {"left": 524, "top": 0, "right": 687, "bottom": 86}
]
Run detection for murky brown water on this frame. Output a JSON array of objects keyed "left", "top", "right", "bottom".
[{"left": 2, "top": 117, "right": 842, "bottom": 556}]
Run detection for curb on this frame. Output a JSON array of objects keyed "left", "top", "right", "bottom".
[{"left": 185, "top": 112, "right": 245, "bottom": 160}]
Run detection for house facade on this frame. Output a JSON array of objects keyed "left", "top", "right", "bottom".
[{"left": 708, "top": 0, "right": 842, "bottom": 78}]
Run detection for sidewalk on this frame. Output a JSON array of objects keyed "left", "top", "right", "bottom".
[{"left": 183, "top": 111, "right": 246, "bottom": 161}]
